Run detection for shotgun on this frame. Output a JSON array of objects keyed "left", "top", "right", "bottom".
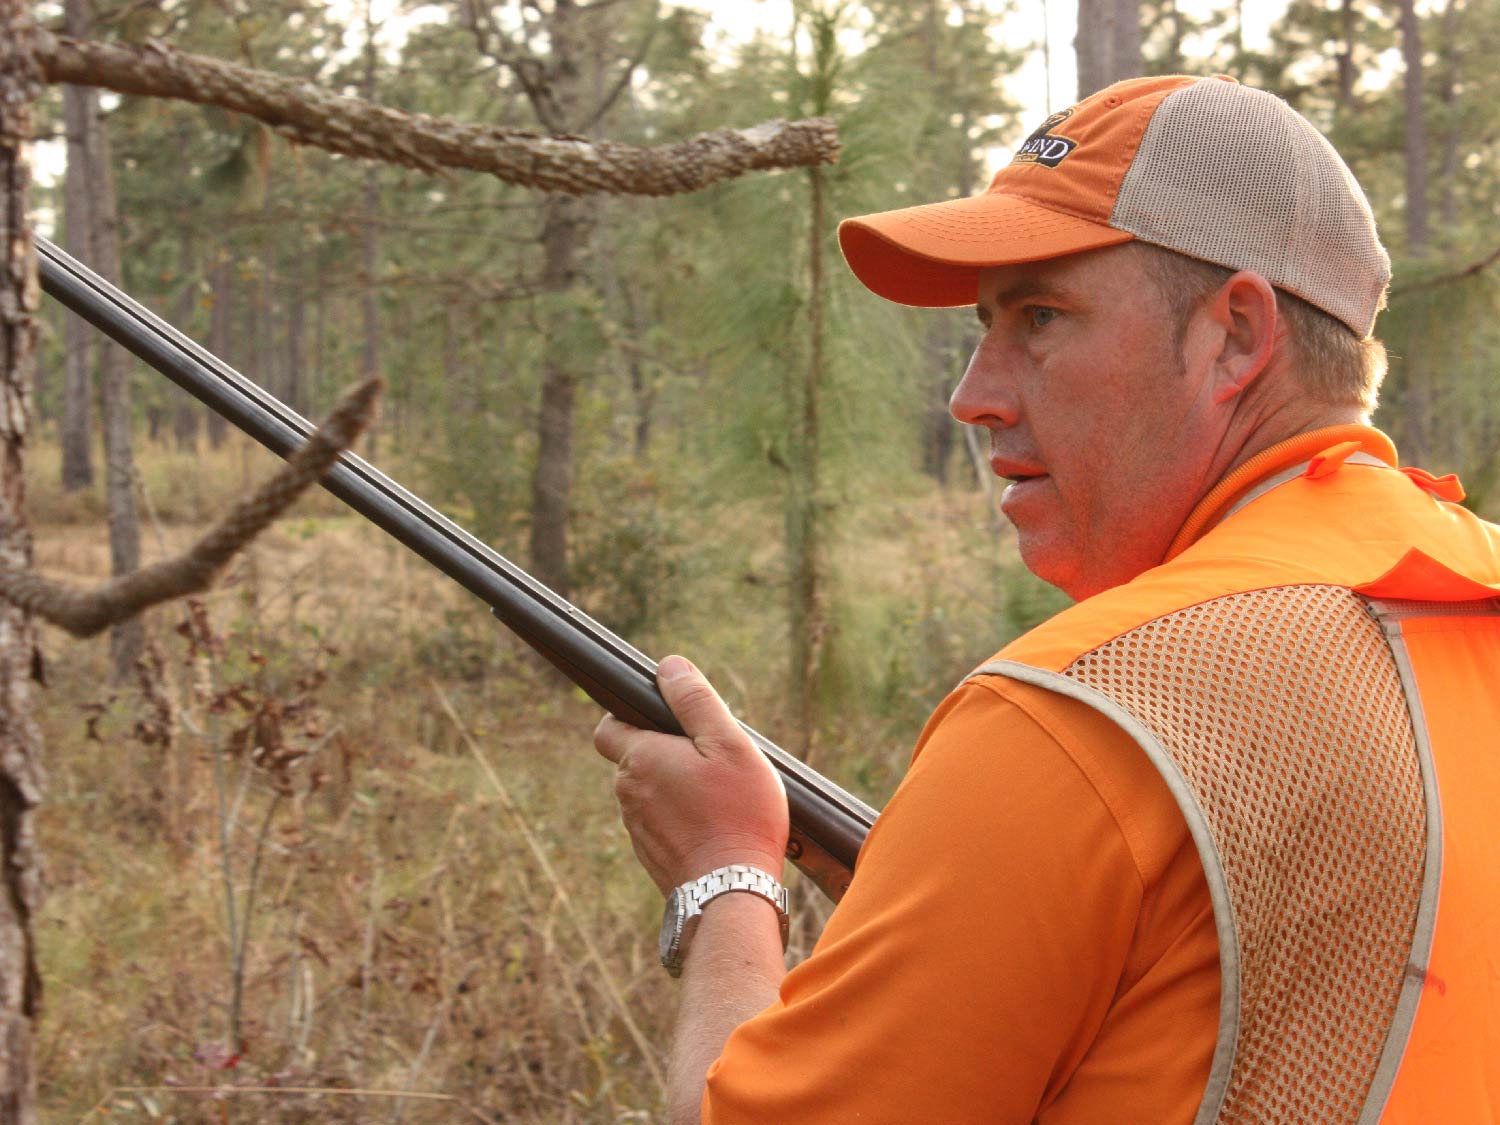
[{"left": 35, "top": 234, "right": 876, "bottom": 904}]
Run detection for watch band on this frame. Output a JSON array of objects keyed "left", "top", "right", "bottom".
[
  {"left": 660, "top": 864, "right": 789, "bottom": 977},
  {"left": 687, "top": 864, "right": 789, "bottom": 918}
]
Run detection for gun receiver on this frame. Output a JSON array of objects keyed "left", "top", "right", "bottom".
[{"left": 35, "top": 235, "right": 876, "bottom": 903}]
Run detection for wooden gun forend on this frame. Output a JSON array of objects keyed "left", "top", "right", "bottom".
[{"left": 36, "top": 234, "right": 878, "bottom": 904}]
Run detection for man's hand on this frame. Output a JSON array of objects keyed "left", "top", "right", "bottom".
[{"left": 594, "top": 655, "right": 789, "bottom": 894}]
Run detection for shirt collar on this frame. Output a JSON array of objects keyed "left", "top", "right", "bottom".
[{"left": 1164, "top": 424, "right": 1398, "bottom": 562}]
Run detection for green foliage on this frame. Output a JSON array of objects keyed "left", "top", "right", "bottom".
[{"left": 27, "top": 0, "right": 1500, "bottom": 1116}]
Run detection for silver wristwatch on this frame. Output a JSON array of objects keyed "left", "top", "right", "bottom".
[{"left": 659, "top": 864, "right": 789, "bottom": 978}]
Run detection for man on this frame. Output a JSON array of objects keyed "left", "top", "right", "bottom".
[{"left": 595, "top": 74, "right": 1500, "bottom": 1123}]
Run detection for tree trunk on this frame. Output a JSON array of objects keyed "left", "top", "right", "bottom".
[
  {"left": 1111, "top": 0, "right": 1142, "bottom": 85},
  {"left": 256, "top": 243, "right": 277, "bottom": 402},
  {"left": 311, "top": 256, "right": 326, "bottom": 412},
  {"left": 170, "top": 236, "right": 200, "bottom": 451},
  {"left": 0, "top": 4, "right": 48, "bottom": 1118},
  {"left": 285, "top": 249, "right": 306, "bottom": 415},
  {"left": 207, "top": 256, "right": 232, "bottom": 449},
  {"left": 528, "top": 193, "right": 587, "bottom": 596},
  {"left": 1076, "top": 0, "right": 1106, "bottom": 98},
  {"left": 530, "top": 355, "right": 577, "bottom": 595},
  {"left": 359, "top": 15, "right": 381, "bottom": 460},
  {"left": 784, "top": 8, "right": 843, "bottom": 763},
  {"left": 59, "top": 0, "right": 95, "bottom": 491},
  {"left": 1076, "top": 0, "right": 1141, "bottom": 98},
  {"left": 1335, "top": 0, "right": 1357, "bottom": 111},
  {"left": 521, "top": 0, "right": 591, "bottom": 598},
  {"left": 1398, "top": 0, "right": 1429, "bottom": 257},
  {"left": 1436, "top": 0, "right": 1464, "bottom": 237},
  {"left": 1395, "top": 0, "right": 1433, "bottom": 466},
  {"left": 87, "top": 118, "right": 144, "bottom": 681},
  {"left": 786, "top": 158, "right": 826, "bottom": 762}
]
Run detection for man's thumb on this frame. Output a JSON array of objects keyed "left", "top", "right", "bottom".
[{"left": 657, "top": 655, "right": 741, "bottom": 750}]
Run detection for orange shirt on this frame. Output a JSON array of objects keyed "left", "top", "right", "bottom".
[{"left": 704, "top": 676, "right": 1220, "bottom": 1123}]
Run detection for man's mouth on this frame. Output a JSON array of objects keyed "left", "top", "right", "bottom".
[{"left": 990, "top": 457, "right": 1047, "bottom": 485}]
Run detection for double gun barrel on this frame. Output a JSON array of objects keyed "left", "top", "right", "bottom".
[{"left": 36, "top": 236, "right": 877, "bottom": 904}]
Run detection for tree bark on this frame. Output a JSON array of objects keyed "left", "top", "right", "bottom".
[
  {"left": 530, "top": 353, "right": 577, "bottom": 595},
  {"left": 787, "top": 157, "right": 827, "bottom": 762},
  {"left": 35, "top": 32, "right": 839, "bottom": 197},
  {"left": 359, "top": 20, "right": 382, "bottom": 461},
  {"left": 1076, "top": 0, "right": 1106, "bottom": 98},
  {"left": 285, "top": 248, "right": 306, "bottom": 415},
  {"left": 1394, "top": 0, "right": 1433, "bottom": 465},
  {"left": 86, "top": 118, "right": 145, "bottom": 681},
  {"left": 59, "top": 0, "right": 95, "bottom": 492},
  {"left": 0, "top": 3, "right": 48, "bottom": 1118},
  {"left": 1111, "top": 0, "right": 1142, "bottom": 86},
  {"left": 1075, "top": 0, "right": 1142, "bottom": 98},
  {"left": 206, "top": 256, "right": 232, "bottom": 449},
  {"left": 1436, "top": 0, "right": 1464, "bottom": 236},
  {"left": 528, "top": 193, "right": 585, "bottom": 597},
  {"left": 1398, "top": 0, "right": 1430, "bottom": 257},
  {"left": 510, "top": 0, "right": 617, "bottom": 598},
  {"left": 357, "top": 204, "right": 378, "bottom": 432},
  {"left": 169, "top": 235, "right": 200, "bottom": 451},
  {"left": 1335, "top": 0, "right": 1357, "bottom": 111}
]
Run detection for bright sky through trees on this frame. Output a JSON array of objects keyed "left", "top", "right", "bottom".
[{"left": 686, "top": 0, "right": 1290, "bottom": 155}]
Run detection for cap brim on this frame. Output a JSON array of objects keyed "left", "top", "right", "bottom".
[{"left": 838, "top": 193, "right": 1135, "bottom": 308}]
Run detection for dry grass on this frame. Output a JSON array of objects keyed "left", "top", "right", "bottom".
[
  {"left": 32, "top": 438, "right": 675, "bottom": 1123},
  {"left": 27, "top": 436, "right": 1024, "bottom": 1123}
]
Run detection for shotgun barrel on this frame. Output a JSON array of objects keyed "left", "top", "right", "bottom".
[{"left": 35, "top": 234, "right": 876, "bottom": 903}]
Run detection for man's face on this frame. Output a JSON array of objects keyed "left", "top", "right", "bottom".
[{"left": 950, "top": 245, "right": 1228, "bottom": 600}]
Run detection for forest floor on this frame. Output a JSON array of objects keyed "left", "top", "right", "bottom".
[{"left": 25, "top": 433, "right": 1026, "bottom": 1123}]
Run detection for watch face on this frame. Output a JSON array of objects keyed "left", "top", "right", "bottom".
[{"left": 659, "top": 887, "right": 686, "bottom": 970}]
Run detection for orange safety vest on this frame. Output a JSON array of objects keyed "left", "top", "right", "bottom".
[{"left": 968, "top": 429, "right": 1500, "bottom": 1123}]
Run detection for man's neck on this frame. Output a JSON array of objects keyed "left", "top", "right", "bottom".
[{"left": 1208, "top": 350, "right": 1368, "bottom": 483}]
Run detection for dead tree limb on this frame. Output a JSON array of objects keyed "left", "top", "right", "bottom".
[
  {"left": 1389, "top": 243, "right": 1500, "bottom": 299},
  {"left": 34, "top": 32, "right": 841, "bottom": 196},
  {"left": 0, "top": 379, "right": 382, "bottom": 638}
]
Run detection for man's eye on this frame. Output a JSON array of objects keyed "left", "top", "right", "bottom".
[{"left": 1028, "top": 307, "right": 1058, "bottom": 328}]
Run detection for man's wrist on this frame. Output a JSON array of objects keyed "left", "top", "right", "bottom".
[
  {"left": 660, "top": 863, "right": 789, "bottom": 977},
  {"left": 676, "top": 849, "right": 787, "bottom": 889}
]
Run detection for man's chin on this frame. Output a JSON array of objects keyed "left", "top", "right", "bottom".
[{"left": 1013, "top": 536, "right": 1082, "bottom": 601}]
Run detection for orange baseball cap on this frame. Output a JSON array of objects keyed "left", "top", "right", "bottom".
[{"left": 839, "top": 74, "right": 1391, "bottom": 337}]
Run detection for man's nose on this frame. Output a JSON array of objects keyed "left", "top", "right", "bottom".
[{"left": 948, "top": 340, "right": 1018, "bottom": 428}]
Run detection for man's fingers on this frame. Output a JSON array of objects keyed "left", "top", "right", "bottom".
[
  {"left": 593, "top": 713, "right": 638, "bottom": 765},
  {"left": 656, "top": 655, "right": 748, "bottom": 756}
]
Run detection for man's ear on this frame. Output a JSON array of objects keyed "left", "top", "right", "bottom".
[{"left": 1196, "top": 270, "right": 1279, "bottom": 404}]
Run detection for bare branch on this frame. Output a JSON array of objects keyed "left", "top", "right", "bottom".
[
  {"left": 581, "top": 0, "right": 660, "bottom": 134},
  {"left": 459, "top": 0, "right": 551, "bottom": 116},
  {"left": 1389, "top": 243, "right": 1500, "bottom": 298},
  {"left": 36, "top": 31, "right": 840, "bottom": 195},
  {"left": 0, "top": 379, "right": 382, "bottom": 638}
]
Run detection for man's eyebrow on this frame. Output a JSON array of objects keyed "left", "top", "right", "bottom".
[{"left": 991, "top": 277, "right": 1068, "bottom": 307}]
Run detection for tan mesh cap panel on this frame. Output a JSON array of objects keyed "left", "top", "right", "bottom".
[
  {"left": 1063, "top": 585, "right": 1424, "bottom": 1124},
  {"left": 1111, "top": 81, "right": 1391, "bottom": 337}
]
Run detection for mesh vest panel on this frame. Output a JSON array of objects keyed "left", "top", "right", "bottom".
[{"left": 1061, "top": 585, "right": 1426, "bottom": 1124}]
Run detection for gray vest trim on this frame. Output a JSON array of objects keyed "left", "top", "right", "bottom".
[
  {"left": 966, "top": 659, "right": 1240, "bottom": 1125},
  {"left": 1354, "top": 599, "right": 1474, "bottom": 1123}
]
